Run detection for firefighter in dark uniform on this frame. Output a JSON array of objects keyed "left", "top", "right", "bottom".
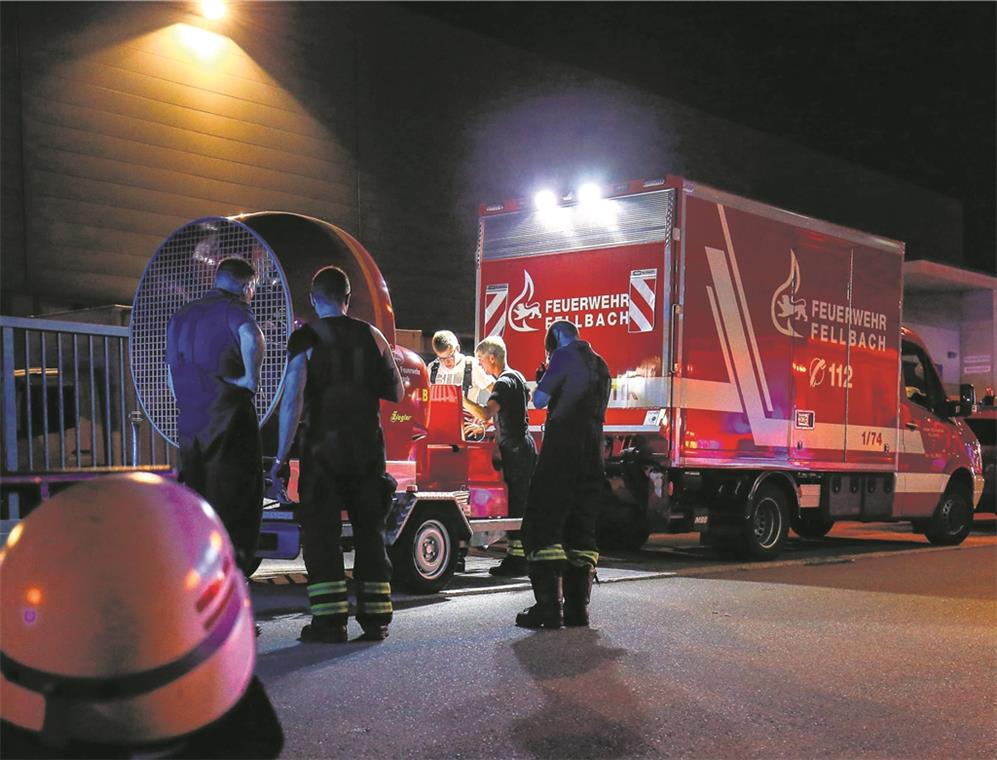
[
  {"left": 166, "top": 257, "right": 265, "bottom": 577},
  {"left": 270, "top": 266, "right": 404, "bottom": 643},
  {"left": 472, "top": 335, "right": 537, "bottom": 577},
  {"left": 517, "top": 320, "right": 610, "bottom": 629}
]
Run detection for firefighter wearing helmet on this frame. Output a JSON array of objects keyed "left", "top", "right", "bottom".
[
  {"left": 517, "top": 320, "right": 611, "bottom": 629},
  {"left": 0, "top": 474, "right": 283, "bottom": 758}
]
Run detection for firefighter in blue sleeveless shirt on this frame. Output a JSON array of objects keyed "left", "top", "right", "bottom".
[
  {"left": 270, "top": 266, "right": 404, "bottom": 643},
  {"left": 517, "top": 320, "right": 611, "bottom": 629},
  {"left": 166, "top": 257, "right": 265, "bottom": 577}
]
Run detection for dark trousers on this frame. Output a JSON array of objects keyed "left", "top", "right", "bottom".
[
  {"left": 178, "top": 403, "right": 263, "bottom": 575},
  {"left": 299, "top": 448, "right": 395, "bottom": 628},
  {"left": 522, "top": 422, "right": 603, "bottom": 568},
  {"left": 500, "top": 435, "right": 537, "bottom": 551}
]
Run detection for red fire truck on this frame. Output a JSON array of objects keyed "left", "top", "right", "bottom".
[{"left": 476, "top": 176, "right": 984, "bottom": 559}]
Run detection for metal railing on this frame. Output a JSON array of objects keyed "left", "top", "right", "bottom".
[{"left": 1, "top": 315, "right": 175, "bottom": 518}]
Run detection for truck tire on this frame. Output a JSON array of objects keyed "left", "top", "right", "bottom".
[
  {"left": 596, "top": 501, "right": 650, "bottom": 552},
  {"left": 791, "top": 513, "right": 835, "bottom": 540},
  {"left": 924, "top": 490, "right": 973, "bottom": 546},
  {"left": 735, "top": 483, "right": 789, "bottom": 560},
  {"left": 389, "top": 504, "right": 460, "bottom": 594}
]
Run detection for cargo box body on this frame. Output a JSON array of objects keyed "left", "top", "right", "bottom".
[{"left": 477, "top": 177, "right": 903, "bottom": 473}]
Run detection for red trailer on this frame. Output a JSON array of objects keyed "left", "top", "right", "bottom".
[{"left": 477, "top": 177, "right": 984, "bottom": 558}]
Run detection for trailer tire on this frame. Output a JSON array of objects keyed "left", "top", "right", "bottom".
[
  {"left": 924, "top": 490, "right": 973, "bottom": 546},
  {"left": 736, "top": 483, "right": 789, "bottom": 560},
  {"left": 389, "top": 504, "right": 460, "bottom": 594},
  {"left": 791, "top": 513, "right": 835, "bottom": 540}
]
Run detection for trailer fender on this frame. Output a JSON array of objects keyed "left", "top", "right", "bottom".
[{"left": 385, "top": 492, "right": 472, "bottom": 546}]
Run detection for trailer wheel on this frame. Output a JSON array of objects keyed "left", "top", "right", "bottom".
[
  {"left": 924, "top": 490, "right": 973, "bottom": 546},
  {"left": 390, "top": 505, "right": 460, "bottom": 594},
  {"left": 791, "top": 513, "right": 835, "bottom": 540},
  {"left": 736, "top": 484, "right": 789, "bottom": 560}
]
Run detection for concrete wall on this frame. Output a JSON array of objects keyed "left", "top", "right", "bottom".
[{"left": 1, "top": 2, "right": 967, "bottom": 339}]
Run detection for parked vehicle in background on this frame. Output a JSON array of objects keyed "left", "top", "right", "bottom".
[
  {"left": 965, "top": 406, "right": 996, "bottom": 512},
  {"left": 475, "top": 176, "right": 984, "bottom": 559}
]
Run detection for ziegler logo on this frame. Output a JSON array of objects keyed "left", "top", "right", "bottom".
[
  {"left": 389, "top": 411, "right": 412, "bottom": 423},
  {"left": 770, "top": 251, "right": 808, "bottom": 338},
  {"left": 507, "top": 271, "right": 541, "bottom": 332}
]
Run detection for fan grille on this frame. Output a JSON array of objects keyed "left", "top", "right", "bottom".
[{"left": 129, "top": 217, "right": 292, "bottom": 447}]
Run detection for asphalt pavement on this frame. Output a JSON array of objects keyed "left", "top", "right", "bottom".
[{"left": 250, "top": 518, "right": 996, "bottom": 758}]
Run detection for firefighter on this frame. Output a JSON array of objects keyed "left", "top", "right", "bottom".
[
  {"left": 473, "top": 335, "right": 537, "bottom": 577},
  {"left": 429, "top": 329, "right": 494, "bottom": 427},
  {"left": 166, "top": 257, "right": 265, "bottom": 577},
  {"left": 517, "top": 320, "right": 610, "bottom": 629},
  {"left": 270, "top": 266, "right": 404, "bottom": 643},
  {"left": 0, "top": 474, "right": 283, "bottom": 758}
]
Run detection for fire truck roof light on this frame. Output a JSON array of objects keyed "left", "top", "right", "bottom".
[
  {"left": 642, "top": 178, "right": 666, "bottom": 188},
  {"left": 534, "top": 190, "right": 557, "bottom": 211},
  {"left": 578, "top": 182, "right": 602, "bottom": 204}
]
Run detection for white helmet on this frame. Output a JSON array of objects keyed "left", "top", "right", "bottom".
[{"left": 0, "top": 473, "right": 256, "bottom": 747}]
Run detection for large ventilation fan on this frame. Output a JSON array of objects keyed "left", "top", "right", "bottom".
[{"left": 129, "top": 217, "right": 293, "bottom": 447}]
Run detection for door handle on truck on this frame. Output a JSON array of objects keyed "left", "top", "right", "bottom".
[
  {"left": 905, "top": 421, "right": 918, "bottom": 430},
  {"left": 669, "top": 303, "right": 683, "bottom": 375}
]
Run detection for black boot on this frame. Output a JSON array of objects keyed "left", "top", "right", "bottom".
[
  {"left": 515, "top": 563, "right": 563, "bottom": 629},
  {"left": 563, "top": 563, "right": 594, "bottom": 627},
  {"left": 299, "top": 616, "right": 349, "bottom": 643},
  {"left": 489, "top": 555, "right": 529, "bottom": 577}
]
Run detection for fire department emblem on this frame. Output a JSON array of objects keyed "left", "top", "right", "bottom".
[
  {"left": 770, "top": 250, "right": 808, "bottom": 338},
  {"left": 508, "top": 271, "right": 541, "bottom": 332}
]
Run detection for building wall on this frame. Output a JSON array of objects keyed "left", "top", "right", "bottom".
[{"left": 1, "top": 2, "right": 967, "bottom": 340}]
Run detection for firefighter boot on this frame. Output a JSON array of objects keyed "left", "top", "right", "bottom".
[
  {"left": 562, "top": 563, "right": 595, "bottom": 627},
  {"left": 515, "top": 563, "right": 564, "bottom": 629},
  {"left": 489, "top": 555, "right": 529, "bottom": 577},
  {"left": 299, "top": 616, "right": 349, "bottom": 644}
]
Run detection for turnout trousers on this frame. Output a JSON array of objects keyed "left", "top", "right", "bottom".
[
  {"left": 298, "top": 445, "right": 395, "bottom": 629},
  {"left": 521, "top": 421, "right": 603, "bottom": 570},
  {"left": 178, "top": 398, "right": 263, "bottom": 575},
  {"left": 500, "top": 435, "right": 537, "bottom": 558}
]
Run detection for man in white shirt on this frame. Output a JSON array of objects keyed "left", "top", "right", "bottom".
[{"left": 428, "top": 330, "right": 494, "bottom": 424}]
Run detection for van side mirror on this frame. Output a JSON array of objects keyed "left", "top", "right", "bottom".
[{"left": 957, "top": 383, "right": 976, "bottom": 417}]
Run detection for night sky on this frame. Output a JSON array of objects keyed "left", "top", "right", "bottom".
[{"left": 413, "top": 2, "right": 996, "bottom": 275}]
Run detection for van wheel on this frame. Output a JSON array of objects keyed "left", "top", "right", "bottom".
[
  {"left": 390, "top": 505, "right": 460, "bottom": 594},
  {"left": 791, "top": 513, "right": 835, "bottom": 539},
  {"left": 736, "top": 484, "right": 789, "bottom": 560},
  {"left": 924, "top": 490, "right": 973, "bottom": 546}
]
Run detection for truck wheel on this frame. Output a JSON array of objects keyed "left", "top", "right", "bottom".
[
  {"left": 924, "top": 490, "right": 973, "bottom": 546},
  {"left": 791, "top": 513, "right": 835, "bottom": 539},
  {"left": 736, "top": 484, "right": 789, "bottom": 560},
  {"left": 596, "top": 502, "right": 650, "bottom": 552},
  {"left": 389, "top": 505, "right": 460, "bottom": 594}
]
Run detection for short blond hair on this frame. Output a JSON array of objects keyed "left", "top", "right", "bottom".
[
  {"left": 475, "top": 335, "right": 506, "bottom": 364},
  {"left": 431, "top": 330, "right": 460, "bottom": 355}
]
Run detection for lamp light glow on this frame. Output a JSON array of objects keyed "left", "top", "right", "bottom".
[
  {"left": 578, "top": 182, "right": 602, "bottom": 205},
  {"left": 201, "top": 0, "right": 226, "bottom": 20},
  {"left": 534, "top": 190, "right": 557, "bottom": 212}
]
